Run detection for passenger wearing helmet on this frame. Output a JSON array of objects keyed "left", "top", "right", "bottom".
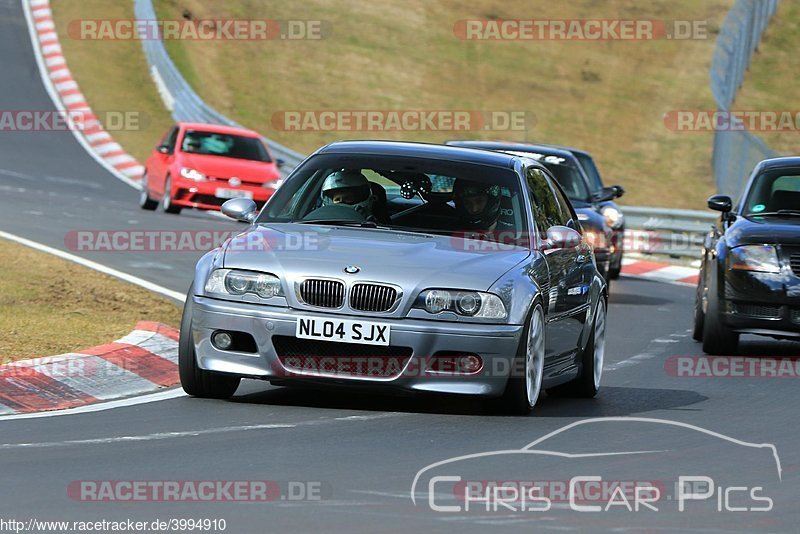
[
  {"left": 453, "top": 179, "right": 512, "bottom": 233},
  {"left": 320, "top": 170, "right": 376, "bottom": 220}
]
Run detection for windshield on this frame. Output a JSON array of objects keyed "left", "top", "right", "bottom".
[
  {"left": 541, "top": 162, "right": 592, "bottom": 203},
  {"left": 574, "top": 152, "right": 604, "bottom": 192},
  {"left": 180, "top": 130, "right": 272, "bottom": 162},
  {"left": 742, "top": 170, "right": 800, "bottom": 216},
  {"left": 256, "top": 153, "right": 529, "bottom": 245},
  {"left": 498, "top": 149, "right": 591, "bottom": 202}
]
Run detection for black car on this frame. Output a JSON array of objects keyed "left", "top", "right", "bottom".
[
  {"left": 447, "top": 141, "right": 613, "bottom": 280},
  {"left": 527, "top": 143, "right": 626, "bottom": 279},
  {"left": 694, "top": 157, "right": 800, "bottom": 354}
]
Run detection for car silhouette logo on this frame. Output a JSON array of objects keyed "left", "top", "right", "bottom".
[
  {"left": 229, "top": 177, "right": 241, "bottom": 187},
  {"left": 344, "top": 265, "right": 360, "bottom": 274}
]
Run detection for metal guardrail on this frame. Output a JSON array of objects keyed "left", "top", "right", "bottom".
[
  {"left": 623, "top": 207, "right": 718, "bottom": 259},
  {"left": 710, "top": 0, "right": 780, "bottom": 200},
  {"left": 133, "top": 0, "right": 306, "bottom": 171}
]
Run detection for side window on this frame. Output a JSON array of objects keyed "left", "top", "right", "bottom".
[
  {"left": 163, "top": 126, "right": 179, "bottom": 153},
  {"left": 525, "top": 166, "right": 559, "bottom": 236},
  {"left": 548, "top": 178, "right": 575, "bottom": 227}
]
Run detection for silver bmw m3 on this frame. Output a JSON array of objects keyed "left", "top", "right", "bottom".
[{"left": 179, "top": 141, "right": 607, "bottom": 413}]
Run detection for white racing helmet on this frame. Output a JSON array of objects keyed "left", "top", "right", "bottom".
[{"left": 320, "top": 170, "right": 375, "bottom": 218}]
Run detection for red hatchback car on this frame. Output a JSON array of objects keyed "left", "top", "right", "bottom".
[{"left": 139, "top": 122, "right": 283, "bottom": 214}]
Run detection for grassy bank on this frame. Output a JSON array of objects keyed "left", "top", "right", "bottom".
[
  {"left": 53, "top": 0, "right": 743, "bottom": 208},
  {"left": 0, "top": 239, "right": 181, "bottom": 362}
]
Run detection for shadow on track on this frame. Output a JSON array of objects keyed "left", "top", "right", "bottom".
[
  {"left": 228, "top": 382, "right": 707, "bottom": 418},
  {"left": 608, "top": 291, "right": 674, "bottom": 306}
]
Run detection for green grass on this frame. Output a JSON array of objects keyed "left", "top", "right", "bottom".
[{"left": 54, "top": 0, "right": 746, "bottom": 208}]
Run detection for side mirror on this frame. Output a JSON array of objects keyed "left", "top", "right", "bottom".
[
  {"left": 593, "top": 187, "right": 618, "bottom": 202},
  {"left": 540, "top": 225, "right": 582, "bottom": 251},
  {"left": 276, "top": 158, "right": 286, "bottom": 169},
  {"left": 707, "top": 194, "right": 732, "bottom": 213},
  {"left": 221, "top": 198, "right": 258, "bottom": 223},
  {"left": 157, "top": 145, "right": 170, "bottom": 155},
  {"left": 611, "top": 185, "right": 625, "bottom": 198}
]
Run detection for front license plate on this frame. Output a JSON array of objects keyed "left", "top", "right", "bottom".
[
  {"left": 215, "top": 188, "right": 253, "bottom": 199},
  {"left": 296, "top": 317, "right": 391, "bottom": 346}
]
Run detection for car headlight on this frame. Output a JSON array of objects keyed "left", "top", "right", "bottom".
[
  {"left": 415, "top": 289, "right": 507, "bottom": 319},
  {"left": 180, "top": 167, "right": 207, "bottom": 181},
  {"left": 205, "top": 269, "right": 284, "bottom": 299},
  {"left": 601, "top": 206, "right": 624, "bottom": 229},
  {"left": 583, "top": 229, "right": 607, "bottom": 250},
  {"left": 728, "top": 245, "right": 781, "bottom": 274}
]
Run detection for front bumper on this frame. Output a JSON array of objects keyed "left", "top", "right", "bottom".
[
  {"left": 191, "top": 296, "right": 524, "bottom": 397},
  {"left": 721, "top": 270, "right": 800, "bottom": 339},
  {"left": 172, "top": 180, "right": 274, "bottom": 211}
]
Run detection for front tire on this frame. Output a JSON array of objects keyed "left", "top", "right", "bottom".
[
  {"left": 138, "top": 172, "right": 158, "bottom": 210},
  {"left": 701, "top": 270, "right": 739, "bottom": 355},
  {"left": 692, "top": 272, "right": 706, "bottom": 342},
  {"left": 179, "top": 288, "right": 240, "bottom": 399},
  {"left": 547, "top": 298, "right": 606, "bottom": 398},
  {"left": 161, "top": 176, "right": 182, "bottom": 214},
  {"left": 498, "top": 304, "right": 545, "bottom": 415}
]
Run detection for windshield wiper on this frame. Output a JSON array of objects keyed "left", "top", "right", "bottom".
[
  {"left": 752, "top": 210, "right": 800, "bottom": 217},
  {"left": 296, "top": 219, "right": 380, "bottom": 228}
]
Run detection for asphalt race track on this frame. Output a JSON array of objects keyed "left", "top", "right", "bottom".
[{"left": 1, "top": 0, "right": 799, "bottom": 531}]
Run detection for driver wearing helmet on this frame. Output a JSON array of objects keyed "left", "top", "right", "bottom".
[
  {"left": 453, "top": 179, "right": 513, "bottom": 233},
  {"left": 320, "top": 170, "right": 376, "bottom": 220}
]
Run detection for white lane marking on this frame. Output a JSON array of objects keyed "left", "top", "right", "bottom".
[
  {"left": 604, "top": 328, "right": 690, "bottom": 372},
  {"left": 0, "top": 230, "right": 185, "bottom": 302},
  {"left": 0, "top": 168, "right": 34, "bottom": 179},
  {"left": 127, "top": 261, "right": 174, "bottom": 271},
  {"left": 21, "top": 0, "right": 142, "bottom": 190},
  {"left": 0, "top": 424, "right": 297, "bottom": 449},
  {"left": 0, "top": 185, "right": 26, "bottom": 193},
  {"left": 0, "top": 388, "right": 186, "bottom": 421},
  {"left": 0, "top": 412, "right": 403, "bottom": 448}
]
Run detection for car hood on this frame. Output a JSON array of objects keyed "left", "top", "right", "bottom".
[
  {"left": 728, "top": 215, "right": 800, "bottom": 247},
  {"left": 181, "top": 153, "right": 279, "bottom": 182},
  {"left": 222, "top": 224, "right": 531, "bottom": 291}
]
